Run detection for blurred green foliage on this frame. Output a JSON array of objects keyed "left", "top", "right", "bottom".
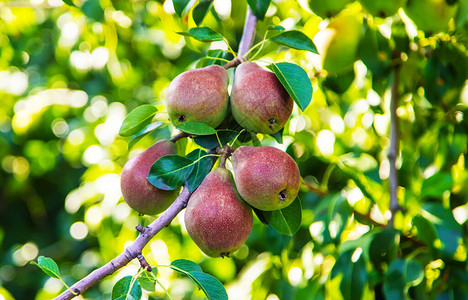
[{"left": 0, "top": 0, "right": 467, "bottom": 299}]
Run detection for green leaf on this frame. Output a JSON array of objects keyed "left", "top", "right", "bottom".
[
  {"left": 119, "top": 105, "right": 158, "bottom": 137},
  {"left": 267, "top": 25, "right": 285, "bottom": 31},
  {"left": 270, "top": 30, "right": 319, "bottom": 54},
  {"left": 31, "top": 256, "right": 60, "bottom": 279},
  {"left": 173, "top": 0, "right": 191, "bottom": 16},
  {"left": 170, "top": 259, "right": 203, "bottom": 273},
  {"left": 62, "top": 0, "right": 77, "bottom": 7},
  {"left": 193, "top": 0, "right": 213, "bottom": 26},
  {"left": 111, "top": 276, "right": 142, "bottom": 300},
  {"left": 147, "top": 155, "right": 195, "bottom": 190},
  {"left": 128, "top": 122, "right": 164, "bottom": 149},
  {"left": 422, "top": 203, "right": 462, "bottom": 256},
  {"left": 137, "top": 271, "right": 156, "bottom": 292},
  {"left": 268, "top": 62, "right": 312, "bottom": 111},
  {"left": 193, "top": 129, "right": 238, "bottom": 149},
  {"left": 188, "top": 271, "right": 228, "bottom": 300},
  {"left": 82, "top": 0, "right": 104, "bottom": 22},
  {"left": 420, "top": 172, "right": 453, "bottom": 199},
  {"left": 247, "top": 0, "right": 271, "bottom": 20},
  {"left": 331, "top": 249, "right": 367, "bottom": 300},
  {"left": 384, "top": 258, "right": 424, "bottom": 299},
  {"left": 177, "top": 27, "right": 224, "bottom": 42},
  {"left": 369, "top": 228, "right": 400, "bottom": 267},
  {"left": 185, "top": 149, "right": 214, "bottom": 192},
  {"left": 264, "top": 196, "right": 302, "bottom": 236},
  {"left": 269, "top": 127, "right": 283, "bottom": 143},
  {"left": 196, "top": 49, "right": 229, "bottom": 68},
  {"left": 176, "top": 122, "right": 217, "bottom": 135}
]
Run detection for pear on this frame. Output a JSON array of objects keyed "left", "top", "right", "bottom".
[
  {"left": 308, "top": 0, "right": 353, "bottom": 18},
  {"left": 230, "top": 62, "right": 293, "bottom": 134},
  {"left": 321, "top": 7, "right": 363, "bottom": 74},
  {"left": 184, "top": 168, "right": 253, "bottom": 258},
  {"left": 165, "top": 65, "right": 229, "bottom": 128},
  {"left": 404, "top": 0, "right": 458, "bottom": 33},
  {"left": 120, "top": 140, "right": 179, "bottom": 215},
  {"left": 359, "top": 0, "right": 406, "bottom": 18},
  {"left": 232, "top": 146, "right": 300, "bottom": 211}
]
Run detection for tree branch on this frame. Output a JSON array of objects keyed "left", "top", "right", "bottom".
[
  {"left": 54, "top": 6, "right": 261, "bottom": 300},
  {"left": 388, "top": 59, "right": 402, "bottom": 226},
  {"left": 237, "top": 6, "right": 258, "bottom": 58},
  {"left": 54, "top": 187, "right": 191, "bottom": 300}
]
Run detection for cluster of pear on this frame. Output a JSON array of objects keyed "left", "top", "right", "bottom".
[
  {"left": 165, "top": 62, "right": 293, "bottom": 135},
  {"left": 120, "top": 61, "right": 301, "bottom": 257},
  {"left": 185, "top": 146, "right": 300, "bottom": 257}
]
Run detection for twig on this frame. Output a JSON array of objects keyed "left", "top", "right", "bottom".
[
  {"left": 169, "top": 131, "right": 189, "bottom": 143},
  {"left": 388, "top": 56, "right": 402, "bottom": 226},
  {"left": 53, "top": 187, "right": 192, "bottom": 300}
]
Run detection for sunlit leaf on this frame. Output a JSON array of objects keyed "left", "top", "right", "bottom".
[
  {"left": 185, "top": 149, "right": 214, "bottom": 192},
  {"left": 147, "top": 155, "right": 195, "bottom": 190},
  {"left": 178, "top": 27, "right": 224, "bottom": 42},
  {"left": 267, "top": 25, "right": 285, "bottom": 31},
  {"left": 62, "top": 0, "right": 77, "bottom": 7},
  {"left": 173, "top": 0, "right": 191, "bottom": 16},
  {"left": 247, "top": 0, "right": 271, "bottom": 20},
  {"left": 111, "top": 276, "right": 142, "bottom": 300},
  {"left": 331, "top": 249, "right": 367, "bottom": 300},
  {"left": 193, "top": 0, "right": 213, "bottom": 26},
  {"left": 128, "top": 122, "right": 164, "bottom": 149},
  {"left": 268, "top": 62, "right": 312, "bottom": 111},
  {"left": 137, "top": 271, "right": 156, "bottom": 292},
  {"left": 176, "top": 122, "right": 216, "bottom": 135},
  {"left": 193, "top": 130, "right": 238, "bottom": 149},
  {"left": 30, "top": 256, "right": 60, "bottom": 279},
  {"left": 269, "top": 127, "right": 283, "bottom": 143},
  {"left": 264, "top": 196, "right": 302, "bottom": 236},
  {"left": 188, "top": 271, "right": 228, "bottom": 300},
  {"left": 270, "top": 30, "right": 319, "bottom": 53},
  {"left": 171, "top": 259, "right": 203, "bottom": 273},
  {"left": 119, "top": 105, "right": 158, "bottom": 137}
]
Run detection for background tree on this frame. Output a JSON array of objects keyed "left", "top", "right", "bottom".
[{"left": 0, "top": 0, "right": 467, "bottom": 299}]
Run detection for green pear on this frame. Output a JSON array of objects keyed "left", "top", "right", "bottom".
[
  {"left": 359, "top": 0, "right": 406, "bottom": 18},
  {"left": 308, "top": 0, "right": 353, "bottom": 18},
  {"left": 321, "top": 8, "right": 363, "bottom": 74},
  {"left": 231, "top": 146, "right": 301, "bottom": 211},
  {"left": 404, "top": 0, "right": 458, "bottom": 33},
  {"left": 165, "top": 65, "right": 229, "bottom": 128},
  {"left": 230, "top": 62, "right": 293, "bottom": 134},
  {"left": 120, "top": 140, "right": 179, "bottom": 215},
  {"left": 184, "top": 168, "right": 253, "bottom": 258}
]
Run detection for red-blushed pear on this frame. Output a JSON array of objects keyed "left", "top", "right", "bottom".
[
  {"left": 184, "top": 167, "right": 253, "bottom": 258},
  {"left": 165, "top": 65, "right": 229, "bottom": 128},
  {"left": 230, "top": 62, "right": 293, "bottom": 134},
  {"left": 231, "top": 146, "right": 300, "bottom": 211},
  {"left": 120, "top": 140, "right": 180, "bottom": 215}
]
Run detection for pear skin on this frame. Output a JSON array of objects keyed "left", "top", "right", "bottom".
[
  {"left": 184, "top": 168, "right": 253, "bottom": 258},
  {"left": 232, "top": 146, "right": 300, "bottom": 211},
  {"left": 120, "top": 140, "right": 180, "bottom": 215},
  {"left": 165, "top": 65, "right": 229, "bottom": 128},
  {"left": 230, "top": 62, "right": 293, "bottom": 134}
]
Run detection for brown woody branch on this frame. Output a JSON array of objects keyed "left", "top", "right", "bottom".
[{"left": 53, "top": 187, "right": 191, "bottom": 300}]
